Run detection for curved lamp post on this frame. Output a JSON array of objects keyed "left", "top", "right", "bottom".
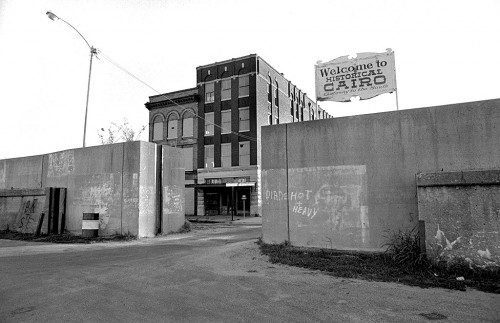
[{"left": 46, "top": 11, "right": 97, "bottom": 148}]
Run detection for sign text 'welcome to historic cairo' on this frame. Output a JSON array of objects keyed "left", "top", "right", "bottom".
[{"left": 315, "top": 49, "right": 396, "bottom": 102}]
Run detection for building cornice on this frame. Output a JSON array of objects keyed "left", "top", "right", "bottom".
[
  {"left": 196, "top": 54, "right": 257, "bottom": 70},
  {"left": 145, "top": 94, "right": 199, "bottom": 110}
]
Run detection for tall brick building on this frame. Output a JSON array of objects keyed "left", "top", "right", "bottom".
[{"left": 145, "top": 54, "right": 331, "bottom": 217}]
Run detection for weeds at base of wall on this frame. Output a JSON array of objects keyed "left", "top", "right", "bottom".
[
  {"left": 177, "top": 221, "right": 192, "bottom": 233},
  {"left": 0, "top": 229, "right": 137, "bottom": 244},
  {"left": 382, "top": 227, "right": 499, "bottom": 293},
  {"left": 382, "top": 227, "right": 429, "bottom": 273},
  {"left": 258, "top": 238, "right": 500, "bottom": 294}
]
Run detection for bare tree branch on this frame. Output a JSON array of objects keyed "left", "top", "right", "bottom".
[{"left": 98, "top": 118, "right": 146, "bottom": 144}]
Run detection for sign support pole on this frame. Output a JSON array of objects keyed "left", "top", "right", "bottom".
[{"left": 393, "top": 50, "right": 399, "bottom": 111}]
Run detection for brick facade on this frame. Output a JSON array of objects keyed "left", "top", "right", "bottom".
[{"left": 145, "top": 54, "right": 331, "bottom": 216}]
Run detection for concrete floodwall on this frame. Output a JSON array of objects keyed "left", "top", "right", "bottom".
[
  {"left": 417, "top": 170, "right": 500, "bottom": 267},
  {"left": 162, "top": 146, "right": 185, "bottom": 234},
  {"left": 0, "top": 141, "right": 185, "bottom": 238},
  {"left": 0, "top": 155, "right": 44, "bottom": 190},
  {"left": 261, "top": 99, "right": 500, "bottom": 252}
]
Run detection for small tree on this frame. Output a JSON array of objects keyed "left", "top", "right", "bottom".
[{"left": 98, "top": 118, "right": 146, "bottom": 144}]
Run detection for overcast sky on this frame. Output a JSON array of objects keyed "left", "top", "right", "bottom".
[{"left": 1, "top": 0, "right": 499, "bottom": 159}]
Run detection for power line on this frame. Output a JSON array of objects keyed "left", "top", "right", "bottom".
[{"left": 98, "top": 50, "right": 258, "bottom": 143}]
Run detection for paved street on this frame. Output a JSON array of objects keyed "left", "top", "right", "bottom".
[{"left": 0, "top": 223, "right": 498, "bottom": 323}]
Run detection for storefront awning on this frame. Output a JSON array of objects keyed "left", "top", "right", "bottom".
[
  {"left": 185, "top": 182, "right": 256, "bottom": 188},
  {"left": 226, "top": 182, "right": 255, "bottom": 187}
]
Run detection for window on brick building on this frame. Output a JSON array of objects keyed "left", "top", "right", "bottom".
[
  {"left": 221, "top": 143, "right": 231, "bottom": 168},
  {"left": 205, "top": 145, "right": 214, "bottom": 169},
  {"left": 239, "top": 75, "right": 249, "bottom": 97},
  {"left": 221, "top": 110, "right": 231, "bottom": 134},
  {"left": 182, "top": 115, "right": 194, "bottom": 138},
  {"left": 268, "top": 76, "right": 272, "bottom": 102},
  {"left": 221, "top": 79, "right": 231, "bottom": 101},
  {"left": 239, "top": 107, "right": 250, "bottom": 132},
  {"left": 182, "top": 147, "right": 193, "bottom": 171},
  {"left": 275, "top": 81, "right": 279, "bottom": 106},
  {"left": 205, "top": 112, "right": 214, "bottom": 136},
  {"left": 239, "top": 141, "right": 250, "bottom": 166},
  {"left": 205, "top": 82, "right": 215, "bottom": 103},
  {"left": 167, "top": 117, "right": 178, "bottom": 139},
  {"left": 268, "top": 104, "right": 272, "bottom": 125},
  {"left": 152, "top": 115, "right": 164, "bottom": 141}
]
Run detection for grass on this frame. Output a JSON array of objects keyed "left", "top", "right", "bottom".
[
  {"left": 176, "top": 220, "right": 192, "bottom": 234},
  {"left": 0, "top": 229, "right": 136, "bottom": 244},
  {"left": 258, "top": 239, "right": 500, "bottom": 294}
]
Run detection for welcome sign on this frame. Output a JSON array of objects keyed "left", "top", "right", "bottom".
[{"left": 315, "top": 49, "right": 396, "bottom": 102}]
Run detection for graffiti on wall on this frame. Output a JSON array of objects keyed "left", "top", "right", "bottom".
[
  {"left": 80, "top": 177, "right": 115, "bottom": 230},
  {"left": 47, "top": 150, "right": 74, "bottom": 177},
  {"left": 15, "top": 198, "right": 42, "bottom": 233},
  {"left": 429, "top": 224, "right": 499, "bottom": 268},
  {"left": 264, "top": 165, "right": 369, "bottom": 248},
  {"left": 164, "top": 185, "right": 183, "bottom": 214}
]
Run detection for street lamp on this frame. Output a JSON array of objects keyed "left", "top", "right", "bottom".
[{"left": 46, "top": 10, "right": 97, "bottom": 148}]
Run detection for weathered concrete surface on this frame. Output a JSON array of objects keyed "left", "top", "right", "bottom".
[
  {"left": 261, "top": 124, "right": 289, "bottom": 244},
  {"left": 0, "top": 190, "right": 46, "bottom": 232},
  {"left": 0, "top": 141, "right": 177, "bottom": 238},
  {"left": 43, "top": 145, "right": 126, "bottom": 236},
  {"left": 417, "top": 169, "right": 500, "bottom": 186},
  {"left": 0, "top": 156, "right": 43, "bottom": 190},
  {"left": 162, "top": 145, "right": 185, "bottom": 234},
  {"left": 262, "top": 99, "right": 500, "bottom": 250},
  {"left": 417, "top": 170, "right": 500, "bottom": 267},
  {"left": 0, "top": 225, "right": 498, "bottom": 323},
  {"left": 137, "top": 142, "right": 157, "bottom": 237}
]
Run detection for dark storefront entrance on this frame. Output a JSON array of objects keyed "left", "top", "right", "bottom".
[{"left": 204, "top": 187, "right": 251, "bottom": 216}]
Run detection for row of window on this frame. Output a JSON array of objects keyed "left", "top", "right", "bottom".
[
  {"left": 205, "top": 75, "right": 249, "bottom": 103},
  {"left": 267, "top": 77, "right": 280, "bottom": 125},
  {"left": 162, "top": 141, "right": 251, "bottom": 172},
  {"left": 152, "top": 115, "right": 194, "bottom": 141},
  {"left": 204, "top": 107, "right": 250, "bottom": 136},
  {"left": 204, "top": 142, "right": 250, "bottom": 169}
]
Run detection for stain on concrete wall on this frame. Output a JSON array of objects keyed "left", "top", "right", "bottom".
[
  {"left": 0, "top": 160, "right": 6, "bottom": 189},
  {"left": 0, "top": 156, "right": 43, "bottom": 189},
  {"left": 79, "top": 176, "right": 115, "bottom": 230},
  {"left": 47, "top": 150, "right": 74, "bottom": 177},
  {"left": 137, "top": 141, "right": 157, "bottom": 238},
  {"left": 417, "top": 170, "right": 500, "bottom": 268}
]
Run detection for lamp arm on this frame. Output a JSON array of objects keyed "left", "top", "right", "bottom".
[{"left": 58, "top": 17, "right": 92, "bottom": 50}]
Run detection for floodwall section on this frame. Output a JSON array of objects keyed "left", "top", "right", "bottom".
[
  {"left": 0, "top": 156, "right": 43, "bottom": 190},
  {"left": 261, "top": 99, "right": 500, "bottom": 251},
  {"left": 0, "top": 141, "right": 161, "bottom": 237},
  {"left": 162, "top": 146, "right": 185, "bottom": 234},
  {"left": 417, "top": 170, "right": 500, "bottom": 267},
  {"left": 138, "top": 142, "right": 157, "bottom": 237}
]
